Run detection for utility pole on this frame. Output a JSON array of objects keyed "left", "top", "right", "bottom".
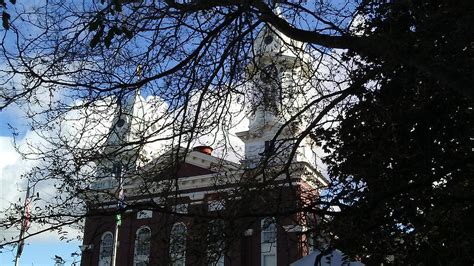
[
  {"left": 14, "top": 181, "right": 31, "bottom": 266},
  {"left": 111, "top": 163, "right": 124, "bottom": 266}
]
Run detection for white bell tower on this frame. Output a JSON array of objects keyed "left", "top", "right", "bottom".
[
  {"left": 237, "top": 23, "right": 317, "bottom": 168},
  {"left": 94, "top": 90, "right": 146, "bottom": 188}
]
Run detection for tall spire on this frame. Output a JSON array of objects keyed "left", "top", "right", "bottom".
[
  {"left": 96, "top": 67, "right": 146, "bottom": 183},
  {"left": 237, "top": 5, "right": 315, "bottom": 167},
  {"left": 245, "top": 12, "right": 310, "bottom": 131},
  {"left": 104, "top": 66, "right": 146, "bottom": 152},
  {"left": 104, "top": 91, "right": 140, "bottom": 147}
]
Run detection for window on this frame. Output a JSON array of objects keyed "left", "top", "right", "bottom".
[
  {"left": 207, "top": 220, "right": 225, "bottom": 266},
  {"left": 259, "top": 141, "right": 274, "bottom": 157},
  {"left": 264, "top": 141, "right": 273, "bottom": 155},
  {"left": 261, "top": 218, "right": 277, "bottom": 266},
  {"left": 112, "top": 162, "right": 122, "bottom": 179},
  {"left": 169, "top": 223, "right": 187, "bottom": 266},
  {"left": 137, "top": 210, "right": 153, "bottom": 219},
  {"left": 208, "top": 200, "right": 225, "bottom": 212},
  {"left": 262, "top": 218, "right": 277, "bottom": 243},
  {"left": 99, "top": 232, "right": 113, "bottom": 266},
  {"left": 134, "top": 226, "right": 151, "bottom": 266},
  {"left": 307, "top": 230, "right": 315, "bottom": 252},
  {"left": 173, "top": 203, "right": 188, "bottom": 214}
]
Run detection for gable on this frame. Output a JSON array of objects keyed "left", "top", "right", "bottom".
[{"left": 177, "top": 163, "right": 216, "bottom": 178}]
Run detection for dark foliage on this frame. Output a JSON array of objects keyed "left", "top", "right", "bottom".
[
  {"left": 320, "top": 0, "right": 474, "bottom": 264},
  {"left": 1, "top": 0, "right": 472, "bottom": 264}
]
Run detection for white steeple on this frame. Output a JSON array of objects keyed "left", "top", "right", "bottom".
[
  {"left": 96, "top": 89, "right": 146, "bottom": 182},
  {"left": 237, "top": 16, "right": 316, "bottom": 168},
  {"left": 104, "top": 90, "right": 146, "bottom": 149},
  {"left": 246, "top": 18, "right": 312, "bottom": 126}
]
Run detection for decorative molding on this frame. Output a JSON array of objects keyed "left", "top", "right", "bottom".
[{"left": 137, "top": 210, "right": 153, "bottom": 219}]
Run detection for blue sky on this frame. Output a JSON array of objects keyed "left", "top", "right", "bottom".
[
  {"left": 0, "top": 238, "right": 81, "bottom": 266},
  {"left": 0, "top": 106, "right": 28, "bottom": 138},
  {"left": 0, "top": 110, "right": 83, "bottom": 265},
  {"left": 0, "top": 1, "right": 341, "bottom": 265}
]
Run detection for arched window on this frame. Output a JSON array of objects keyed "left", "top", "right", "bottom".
[
  {"left": 134, "top": 226, "right": 151, "bottom": 266},
  {"left": 261, "top": 217, "right": 277, "bottom": 266},
  {"left": 169, "top": 222, "right": 187, "bottom": 266},
  {"left": 99, "top": 232, "right": 113, "bottom": 266},
  {"left": 207, "top": 219, "right": 225, "bottom": 266}
]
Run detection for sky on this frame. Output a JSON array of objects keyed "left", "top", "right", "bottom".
[
  {"left": 0, "top": 85, "right": 327, "bottom": 266},
  {"left": 0, "top": 110, "right": 82, "bottom": 265},
  {"left": 0, "top": 2, "right": 338, "bottom": 264},
  {"left": 0, "top": 236, "right": 81, "bottom": 266},
  {"left": 0, "top": 88, "right": 247, "bottom": 266},
  {"left": 0, "top": 75, "right": 247, "bottom": 265}
]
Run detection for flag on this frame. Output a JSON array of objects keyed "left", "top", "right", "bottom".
[
  {"left": 116, "top": 173, "right": 125, "bottom": 226},
  {"left": 117, "top": 186, "right": 125, "bottom": 209},
  {"left": 116, "top": 185, "right": 124, "bottom": 226},
  {"left": 16, "top": 184, "right": 31, "bottom": 258}
]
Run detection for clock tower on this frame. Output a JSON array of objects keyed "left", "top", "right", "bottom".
[
  {"left": 237, "top": 25, "right": 317, "bottom": 168},
  {"left": 93, "top": 90, "right": 146, "bottom": 189}
]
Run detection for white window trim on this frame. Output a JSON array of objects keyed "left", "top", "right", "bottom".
[
  {"left": 137, "top": 210, "right": 153, "bottom": 219},
  {"left": 173, "top": 203, "right": 188, "bottom": 214},
  {"left": 261, "top": 218, "right": 277, "bottom": 266},
  {"left": 133, "top": 226, "right": 151, "bottom": 266},
  {"left": 207, "top": 220, "right": 225, "bottom": 266},
  {"left": 169, "top": 222, "right": 187, "bottom": 266},
  {"left": 99, "top": 231, "right": 113, "bottom": 266},
  {"left": 208, "top": 200, "right": 225, "bottom": 212}
]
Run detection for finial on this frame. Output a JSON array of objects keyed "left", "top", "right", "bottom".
[
  {"left": 272, "top": 0, "right": 284, "bottom": 18},
  {"left": 135, "top": 65, "right": 143, "bottom": 95},
  {"left": 136, "top": 65, "right": 142, "bottom": 80}
]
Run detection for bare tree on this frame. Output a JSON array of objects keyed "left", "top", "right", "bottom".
[{"left": 0, "top": 0, "right": 471, "bottom": 265}]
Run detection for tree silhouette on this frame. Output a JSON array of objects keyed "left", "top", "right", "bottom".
[{"left": 0, "top": 0, "right": 472, "bottom": 264}]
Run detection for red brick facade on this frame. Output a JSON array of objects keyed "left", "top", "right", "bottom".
[{"left": 81, "top": 160, "right": 319, "bottom": 266}]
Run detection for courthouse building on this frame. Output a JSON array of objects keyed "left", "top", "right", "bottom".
[{"left": 80, "top": 23, "right": 329, "bottom": 266}]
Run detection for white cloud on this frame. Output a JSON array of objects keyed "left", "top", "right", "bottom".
[
  {"left": 0, "top": 131, "right": 83, "bottom": 245},
  {"left": 0, "top": 136, "right": 26, "bottom": 210},
  {"left": 0, "top": 135, "right": 31, "bottom": 243},
  {"left": 0, "top": 137, "right": 21, "bottom": 241}
]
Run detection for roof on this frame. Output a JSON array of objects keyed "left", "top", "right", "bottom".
[{"left": 141, "top": 145, "right": 239, "bottom": 174}]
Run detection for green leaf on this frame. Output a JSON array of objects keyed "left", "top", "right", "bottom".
[{"left": 115, "top": 3, "right": 122, "bottom": 13}]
